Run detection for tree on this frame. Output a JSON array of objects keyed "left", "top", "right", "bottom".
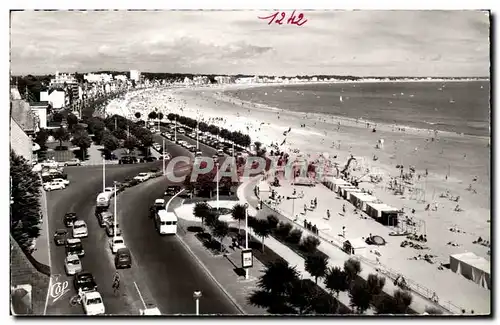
[
  {"left": 304, "top": 254, "right": 328, "bottom": 284},
  {"left": 257, "top": 259, "right": 299, "bottom": 296},
  {"left": 275, "top": 222, "right": 293, "bottom": 238},
  {"left": 71, "top": 130, "right": 92, "bottom": 160},
  {"left": 135, "top": 112, "right": 141, "bottom": 119},
  {"left": 10, "top": 151, "right": 42, "bottom": 252},
  {"left": 372, "top": 294, "right": 398, "bottom": 314},
  {"left": 53, "top": 126, "right": 70, "bottom": 148},
  {"left": 86, "top": 117, "right": 106, "bottom": 137},
  {"left": 267, "top": 215, "right": 279, "bottom": 230},
  {"left": 123, "top": 136, "right": 139, "bottom": 151},
  {"left": 52, "top": 112, "right": 64, "bottom": 123},
  {"left": 300, "top": 235, "right": 321, "bottom": 254},
  {"left": 158, "top": 112, "right": 164, "bottom": 120},
  {"left": 67, "top": 112, "right": 79, "bottom": 130},
  {"left": 252, "top": 219, "right": 272, "bottom": 252},
  {"left": 348, "top": 278, "right": 372, "bottom": 314},
  {"left": 393, "top": 289, "right": 412, "bottom": 314},
  {"left": 254, "top": 141, "right": 262, "bottom": 153},
  {"left": 101, "top": 133, "right": 120, "bottom": 154},
  {"left": 204, "top": 210, "right": 219, "bottom": 229},
  {"left": 34, "top": 128, "right": 49, "bottom": 150},
  {"left": 193, "top": 202, "right": 211, "bottom": 228},
  {"left": 288, "top": 280, "right": 320, "bottom": 314},
  {"left": 148, "top": 111, "right": 158, "bottom": 120},
  {"left": 112, "top": 128, "right": 127, "bottom": 140},
  {"left": 211, "top": 220, "right": 229, "bottom": 252},
  {"left": 324, "top": 266, "right": 349, "bottom": 297},
  {"left": 344, "top": 258, "right": 362, "bottom": 283},
  {"left": 366, "top": 274, "right": 386, "bottom": 298},
  {"left": 286, "top": 228, "right": 303, "bottom": 245},
  {"left": 231, "top": 203, "right": 246, "bottom": 232}
]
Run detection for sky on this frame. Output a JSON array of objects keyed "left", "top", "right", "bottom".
[{"left": 10, "top": 10, "right": 490, "bottom": 77}]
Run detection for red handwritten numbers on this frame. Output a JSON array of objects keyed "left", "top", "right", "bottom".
[{"left": 258, "top": 10, "right": 308, "bottom": 26}]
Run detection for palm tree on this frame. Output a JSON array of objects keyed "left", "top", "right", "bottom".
[
  {"left": 158, "top": 112, "right": 164, "bottom": 120},
  {"left": 148, "top": 111, "right": 158, "bottom": 120},
  {"left": 324, "top": 266, "right": 349, "bottom": 296},
  {"left": 304, "top": 254, "right": 328, "bottom": 284},
  {"left": 348, "top": 278, "right": 371, "bottom": 314},
  {"left": 258, "top": 259, "right": 300, "bottom": 297},
  {"left": 231, "top": 204, "right": 246, "bottom": 232},
  {"left": 211, "top": 220, "right": 229, "bottom": 252},
  {"left": 193, "top": 202, "right": 210, "bottom": 228},
  {"left": 252, "top": 219, "right": 272, "bottom": 252},
  {"left": 135, "top": 112, "right": 141, "bottom": 120},
  {"left": 366, "top": 273, "right": 386, "bottom": 297},
  {"left": 343, "top": 258, "right": 362, "bottom": 283},
  {"left": 394, "top": 289, "right": 413, "bottom": 314}
]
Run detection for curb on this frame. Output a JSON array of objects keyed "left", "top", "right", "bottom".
[{"left": 174, "top": 227, "right": 246, "bottom": 315}]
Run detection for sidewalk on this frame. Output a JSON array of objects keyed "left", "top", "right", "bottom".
[
  {"left": 238, "top": 177, "right": 448, "bottom": 315},
  {"left": 32, "top": 185, "right": 50, "bottom": 269},
  {"left": 176, "top": 219, "right": 267, "bottom": 315}
]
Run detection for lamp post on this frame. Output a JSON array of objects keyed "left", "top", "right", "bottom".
[
  {"left": 244, "top": 203, "right": 249, "bottom": 280},
  {"left": 196, "top": 117, "right": 199, "bottom": 150},
  {"left": 174, "top": 118, "right": 177, "bottom": 143},
  {"left": 113, "top": 181, "right": 117, "bottom": 242},
  {"left": 193, "top": 290, "right": 202, "bottom": 315},
  {"left": 162, "top": 138, "right": 166, "bottom": 175},
  {"left": 216, "top": 162, "right": 220, "bottom": 210},
  {"left": 102, "top": 156, "right": 106, "bottom": 193}
]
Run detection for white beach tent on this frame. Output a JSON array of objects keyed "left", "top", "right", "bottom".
[
  {"left": 342, "top": 237, "right": 367, "bottom": 257},
  {"left": 343, "top": 187, "right": 362, "bottom": 200},
  {"left": 328, "top": 178, "right": 350, "bottom": 192},
  {"left": 350, "top": 192, "right": 378, "bottom": 211},
  {"left": 450, "top": 252, "right": 491, "bottom": 290},
  {"left": 337, "top": 184, "right": 356, "bottom": 196}
]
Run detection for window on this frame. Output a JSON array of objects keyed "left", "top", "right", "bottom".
[{"left": 172, "top": 221, "right": 177, "bottom": 225}]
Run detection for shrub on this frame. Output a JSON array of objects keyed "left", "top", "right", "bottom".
[
  {"left": 286, "top": 228, "right": 303, "bottom": 245},
  {"left": 275, "top": 222, "right": 293, "bottom": 238},
  {"left": 267, "top": 215, "right": 279, "bottom": 229},
  {"left": 300, "top": 235, "right": 321, "bottom": 254}
]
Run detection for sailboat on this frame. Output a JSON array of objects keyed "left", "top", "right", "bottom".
[{"left": 340, "top": 95, "right": 343, "bottom": 103}]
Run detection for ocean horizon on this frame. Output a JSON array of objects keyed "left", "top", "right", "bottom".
[{"left": 224, "top": 81, "right": 490, "bottom": 137}]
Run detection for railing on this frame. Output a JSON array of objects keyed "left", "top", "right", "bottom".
[{"left": 253, "top": 176, "right": 462, "bottom": 315}]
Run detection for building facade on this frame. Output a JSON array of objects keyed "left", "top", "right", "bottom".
[
  {"left": 130, "top": 70, "right": 141, "bottom": 82},
  {"left": 40, "top": 89, "right": 66, "bottom": 109}
]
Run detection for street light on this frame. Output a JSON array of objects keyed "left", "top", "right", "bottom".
[
  {"left": 113, "top": 181, "right": 117, "bottom": 242},
  {"left": 196, "top": 117, "right": 199, "bottom": 150},
  {"left": 216, "top": 162, "right": 220, "bottom": 210},
  {"left": 244, "top": 203, "right": 249, "bottom": 280},
  {"left": 102, "top": 155, "right": 106, "bottom": 193},
  {"left": 162, "top": 138, "right": 166, "bottom": 175},
  {"left": 193, "top": 290, "right": 202, "bottom": 315},
  {"left": 174, "top": 118, "right": 177, "bottom": 143}
]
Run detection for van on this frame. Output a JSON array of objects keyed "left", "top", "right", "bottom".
[
  {"left": 115, "top": 248, "right": 132, "bottom": 269},
  {"left": 96, "top": 192, "right": 113, "bottom": 208},
  {"left": 154, "top": 210, "right": 178, "bottom": 235}
]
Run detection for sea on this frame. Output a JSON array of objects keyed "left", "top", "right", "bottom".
[{"left": 224, "top": 81, "right": 490, "bottom": 137}]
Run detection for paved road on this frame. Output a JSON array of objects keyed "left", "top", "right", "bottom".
[{"left": 45, "top": 129, "right": 231, "bottom": 315}]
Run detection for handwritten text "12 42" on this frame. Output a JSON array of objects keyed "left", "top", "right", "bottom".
[{"left": 258, "top": 10, "right": 308, "bottom": 26}]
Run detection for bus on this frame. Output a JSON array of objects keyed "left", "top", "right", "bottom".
[{"left": 154, "top": 210, "right": 178, "bottom": 235}]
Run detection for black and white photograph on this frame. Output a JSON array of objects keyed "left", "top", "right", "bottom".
[{"left": 8, "top": 8, "right": 491, "bottom": 316}]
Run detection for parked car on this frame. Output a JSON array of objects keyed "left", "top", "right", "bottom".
[
  {"left": 109, "top": 236, "right": 126, "bottom": 254},
  {"left": 97, "top": 211, "right": 113, "bottom": 228},
  {"left": 63, "top": 158, "right": 81, "bottom": 166},
  {"left": 41, "top": 159, "right": 60, "bottom": 168},
  {"left": 144, "top": 156, "right": 158, "bottom": 162},
  {"left": 104, "top": 187, "right": 117, "bottom": 196},
  {"left": 54, "top": 229, "right": 68, "bottom": 245},
  {"left": 119, "top": 156, "right": 137, "bottom": 164},
  {"left": 115, "top": 247, "right": 132, "bottom": 269},
  {"left": 133, "top": 172, "right": 150, "bottom": 182},
  {"left": 72, "top": 220, "right": 88, "bottom": 238},
  {"left": 43, "top": 181, "right": 66, "bottom": 191},
  {"left": 73, "top": 272, "right": 97, "bottom": 292},
  {"left": 64, "top": 212, "right": 77, "bottom": 227},
  {"left": 66, "top": 238, "right": 85, "bottom": 257},
  {"left": 105, "top": 221, "right": 122, "bottom": 237},
  {"left": 82, "top": 291, "right": 105, "bottom": 315},
  {"left": 64, "top": 254, "right": 82, "bottom": 275},
  {"left": 52, "top": 178, "right": 70, "bottom": 186}
]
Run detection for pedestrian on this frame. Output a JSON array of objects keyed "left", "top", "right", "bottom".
[
  {"left": 342, "top": 226, "right": 346, "bottom": 237},
  {"left": 326, "top": 209, "right": 331, "bottom": 220},
  {"left": 342, "top": 204, "right": 346, "bottom": 214},
  {"left": 314, "top": 197, "right": 317, "bottom": 206},
  {"left": 304, "top": 219, "right": 307, "bottom": 228}
]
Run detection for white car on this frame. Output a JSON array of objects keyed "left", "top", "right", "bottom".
[
  {"left": 64, "top": 254, "right": 82, "bottom": 275},
  {"left": 134, "top": 172, "right": 150, "bottom": 182},
  {"left": 63, "top": 158, "right": 82, "bottom": 166},
  {"left": 41, "top": 160, "right": 60, "bottom": 168},
  {"left": 82, "top": 291, "right": 105, "bottom": 315},
  {"left": 140, "top": 307, "right": 161, "bottom": 315},
  {"left": 52, "top": 178, "right": 70, "bottom": 186},
  {"left": 104, "top": 187, "right": 116, "bottom": 195},
  {"left": 162, "top": 153, "right": 171, "bottom": 160},
  {"left": 109, "top": 236, "right": 126, "bottom": 254},
  {"left": 72, "top": 220, "right": 88, "bottom": 238},
  {"left": 177, "top": 128, "right": 185, "bottom": 134},
  {"left": 43, "top": 181, "right": 66, "bottom": 191}
]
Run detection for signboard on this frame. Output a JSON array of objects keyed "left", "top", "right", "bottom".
[{"left": 241, "top": 249, "right": 253, "bottom": 269}]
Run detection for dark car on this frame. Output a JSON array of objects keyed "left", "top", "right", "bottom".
[
  {"left": 105, "top": 221, "right": 122, "bottom": 237},
  {"left": 164, "top": 185, "right": 181, "bottom": 196},
  {"left": 74, "top": 272, "right": 97, "bottom": 292},
  {"left": 119, "top": 156, "right": 137, "bottom": 164},
  {"left": 97, "top": 211, "right": 113, "bottom": 227},
  {"left": 64, "top": 212, "right": 77, "bottom": 227},
  {"left": 115, "top": 248, "right": 132, "bottom": 269},
  {"left": 65, "top": 238, "right": 84, "bottom": 257},
  {"left": 54, "top": 229, "right": 68, "bottom": 246},
  {"left": 145, "top": 156, "right": 158, "bottom": 162}
]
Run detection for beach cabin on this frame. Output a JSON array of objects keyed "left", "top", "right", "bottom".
[
  {"left": 337, "top": 184, "right": 356, "bottom": 197},
  {"left": 342, "top": 237, "right": 367, "bottom": 257},
  {"left": 328, "top": 178, "right": 350, "bottom": 193},
  {"left": 350, "top": 192, "right": 378, "bottom": 211},
  {"left": 365, "top": 203, "right": 399, "bottom": 226},
  {"left": 450, "top": 252, "right": 491, "bottom": 290},
  {"left": 343, "top": 187, "right": 362, "bottom": 200}
]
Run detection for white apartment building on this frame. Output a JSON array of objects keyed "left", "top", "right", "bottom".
[
  {"left": 40, "top": 89, "right": 66, "bottom": 109},
  {"left": 130, "top": 70, "right": 141, "bottom": 82},
  {"left": 193, "top": 76, "right": 210, "bottom": 85},
  {"left": 115, "top": 75, "right": 128, "bottom": 82},
  {"left": 215, "top": 76, "right": 233, "bottom": 84},
  {"left": 84, "top": 73, "right": 113, "bottom": 83}
]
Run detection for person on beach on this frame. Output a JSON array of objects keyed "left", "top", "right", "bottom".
[
  {"left": 342, "top": 204, "right": 346, "bottom": 214},
  {"left": 326, "top": 209, "right": 331, "bottom": 220}
]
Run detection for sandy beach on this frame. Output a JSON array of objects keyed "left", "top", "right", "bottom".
[{"left": 105, "top": 83, "right": 490, "bottom": 312}]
